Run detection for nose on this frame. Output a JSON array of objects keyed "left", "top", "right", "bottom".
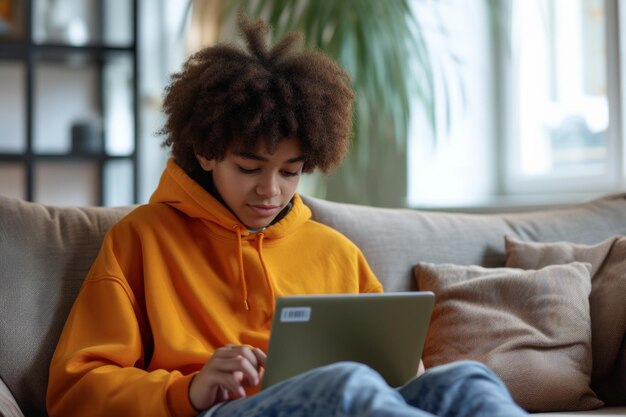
[{"left": 256, "top": 173, "right": 280, "bottom": 197}]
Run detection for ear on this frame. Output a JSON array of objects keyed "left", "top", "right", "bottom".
[{"left": 196, "top": 154, "right": 215, "bottom": 171}]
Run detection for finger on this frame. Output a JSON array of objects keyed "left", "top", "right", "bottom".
[
  {"left": 228, "top": 371, "right": 247, "bottom": 398},
  {"left": 220, "top": 387, "right": 229, "bottom": 401},
  {"left": 209, "top": 356, "right": 261, "bottom": 386},
  {"left": 252, "top": 347, "right": 267, "bottom": 366},
  {"left": 215, "top": 346, "right": 262, "bottom": 374},
  {"left": 212, "top": 346, "right": 243, "bottom": 358},
  {"left": 210, "top": 345, "right": 265, "bottom": 386},
  {"left": 230, "top": 346, "right": 261, "bottom": 367},
  {"left": 212, "top": 372, "right": 246, "bottom": 398},
  {"left": 237, "top": 350, "right": 263, "bottom": 385},
  {"left": 213, "top": 346, "right": 258, "bottom": 366}
]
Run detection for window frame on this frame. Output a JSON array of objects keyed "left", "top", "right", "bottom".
[{"left": 498, "top": 0, "right": 626, "bottom": 197}]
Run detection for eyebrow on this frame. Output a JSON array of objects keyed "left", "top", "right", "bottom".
[{"left": 235, "top": 151, "right": 305, "bottom": 164}]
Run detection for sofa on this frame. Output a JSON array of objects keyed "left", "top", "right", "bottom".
[{"left": 1, "top": 193, "right": 626, "bottom": 417}]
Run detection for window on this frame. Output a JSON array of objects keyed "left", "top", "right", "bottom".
[{"left": 502, "top": 0, "right": 623, "bottom": 195}]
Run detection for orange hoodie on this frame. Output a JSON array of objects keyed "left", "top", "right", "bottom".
[{"left": 47, "top": 159, "right": 383, "bottom": 417}]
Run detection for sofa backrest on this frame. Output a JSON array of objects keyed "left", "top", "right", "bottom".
[
  {"left": 301, "top": 193, "right": 626, "bottom": 292},
  {"left": 3, "top": 193, "right": 626, "bottom": 416},
  {"left": 0, "top": 196, "right": 132, "bottom": 417}
]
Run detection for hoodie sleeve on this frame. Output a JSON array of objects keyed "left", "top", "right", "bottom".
[
  {"left": 357, "top": 250, "right": 384, "bottom": 293},
  {"left": 46, "top": 231, "right": 199, "bottom": 417}
]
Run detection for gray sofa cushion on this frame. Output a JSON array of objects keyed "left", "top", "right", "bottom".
[
  {"left": 302, "top": 193, "right": 626, "bottom": 292},
  {"left": 0, "top": 377, "right": 24, "bottom": 417},
  {"left": 0, "top": 196, "right": 132, "bottom": 417}
]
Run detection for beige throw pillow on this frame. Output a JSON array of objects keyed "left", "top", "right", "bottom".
[
  {"left": 505, "top": 235, "right": 626, "bottom": 405},
  {"left": 414, "top": 262, "right": 602, "bottom": 412}
]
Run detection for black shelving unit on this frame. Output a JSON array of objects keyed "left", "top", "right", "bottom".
[{"left": 0, "top": 0, "right": 139, "bottom": 206}]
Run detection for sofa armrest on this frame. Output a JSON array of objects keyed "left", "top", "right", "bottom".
[{"left": 0, "top": 378, "right": 25, "bottom": 417}]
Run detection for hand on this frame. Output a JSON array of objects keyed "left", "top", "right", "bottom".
[{"left": 189, "top": 345, "right": 266, "bottom": 411}]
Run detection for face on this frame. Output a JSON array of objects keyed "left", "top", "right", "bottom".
[{"left": 196, "top": 138, "right": 305, "bottom": 230}]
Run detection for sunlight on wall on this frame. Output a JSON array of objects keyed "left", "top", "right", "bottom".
[
  {"left": 138, "top": 0, "right": 188, "bottom": 203},
  {"left": 407, "top": 0, "right": 496, "bottom": 208}
]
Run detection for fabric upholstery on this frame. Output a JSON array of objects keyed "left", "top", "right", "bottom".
[
  {"left": 302, "top": 194, "right": 626, "bottom": 292},
  {"left": 414, "top": 262, "right": 602, "bottom": 412},
  {"left": 0, "top": 377, "right": 25, "bottom": 417},
  {"left": 0, "top": 196, "right": 132, "bottom": 417},
  {"left": 3, "top": 193, "right": 626, "bottom": 416},
  {"left": 505, "top": 235, "right": 626, "bottom": 405}
]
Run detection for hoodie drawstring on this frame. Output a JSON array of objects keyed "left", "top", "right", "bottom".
[
  {"left": 256, "top": 233, "right": 276, "bottom": 311},
  {"left": 233, "top": 226, "right": 250, "bottom": 310},
  {"left": 232, "top": 227, "right": 275, "bottom": 312}
]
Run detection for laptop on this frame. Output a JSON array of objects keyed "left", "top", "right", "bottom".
[{"left": 261, "top": 291, "right": 435, "bottom": 390}]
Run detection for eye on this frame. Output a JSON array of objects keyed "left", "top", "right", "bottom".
[
  {"left": 238, "top": 166, "right": 259, "bottom": 174},
  {"left": 281, "top": 170, "right": 300, "bottom": 178}
]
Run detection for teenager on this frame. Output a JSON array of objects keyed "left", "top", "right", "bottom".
[{"left": 47, "top": 16, "right": 527, "bottom": 417}]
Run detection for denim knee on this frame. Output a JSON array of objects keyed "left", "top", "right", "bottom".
[
  {"left": 399, "top": 360, "right": 507, "bottom": 404},
  {"left": 311, "top": 361, "right": 385, "bottom": 388},
  {"left": 430, "top": 360, "right": 505, "bottom": 387},
  {"left": 399, "top": 360, "right": 526, "bottom": 417},
  {"left": 278, "top": 362, "right": 397, "bottom": 414},
  {"left": 320, "top": 362, "right": 415, "bottom": 415}
]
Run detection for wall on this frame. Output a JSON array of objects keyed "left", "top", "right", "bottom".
[
  {"left": 137, "top": 0, "right": 187, "bottom": 203},
  {"left": 407, "top": 0, "right": 497, "bottom": 208}
]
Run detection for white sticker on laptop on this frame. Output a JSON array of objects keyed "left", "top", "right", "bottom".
[{"left": 280, "top": 307, "right": 311, "bottom": 322}]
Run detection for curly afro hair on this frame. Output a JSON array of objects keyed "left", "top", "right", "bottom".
[{"left": 160, "top": 16, "right": 355, "bottom": 174}]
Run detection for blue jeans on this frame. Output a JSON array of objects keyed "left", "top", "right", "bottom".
[{"left": 199, "top": 360, "right": 528, "bottom": 417}]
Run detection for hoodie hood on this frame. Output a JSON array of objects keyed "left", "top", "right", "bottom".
[
  {"left": 149, "top": 159, "right": 312, "bottom": 311},
  {"left": 149, "top": 159, "right": 311, "bottom": 240}
]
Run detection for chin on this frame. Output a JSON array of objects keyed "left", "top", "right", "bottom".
[{"left": 244, "top": 219, "right": 273, "bottom": 230}]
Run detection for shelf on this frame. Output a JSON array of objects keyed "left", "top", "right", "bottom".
[
  {"left": 33, "top": 43, "right": 135, "bottom": 56},
  {"left": 0, "top": 40, "right": 28, "bottom": 59},
  {"left": 0, "top": 40, "right": 134, "bottom": 61},
  {"left": 0, "top": 153, "right": 134, "bottom": 162},
  {"left": 0, "top": 0, "right": 139, "bottom": 206}
]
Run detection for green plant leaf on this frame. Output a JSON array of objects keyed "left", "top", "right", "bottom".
[{"left": 191, "top": 0, "right": 466, "bottom": 205}]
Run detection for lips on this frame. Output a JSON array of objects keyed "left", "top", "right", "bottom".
[{"left": 247, "top": 204, "right": 281, "bottom": 217}]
